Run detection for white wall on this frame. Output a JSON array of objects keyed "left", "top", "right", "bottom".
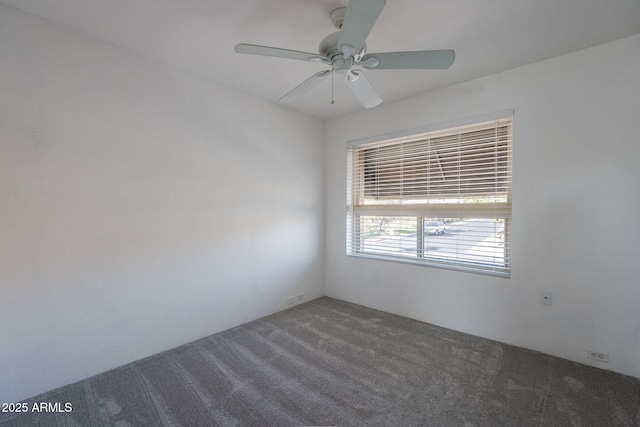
[
  {"left": 0, "top": 6, "right": 325, "bottom": 403},
  {"left": 326, "top": 34, "right": 640, "bottom": 378}
]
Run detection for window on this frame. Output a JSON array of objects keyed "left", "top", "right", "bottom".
[{"left": 346, "top": 114, "right": 513, "bottom": 277}]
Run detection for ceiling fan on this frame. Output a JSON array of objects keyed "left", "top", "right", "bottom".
[{"left": 235, "top": 0, "right": 455, "bottom": 109}]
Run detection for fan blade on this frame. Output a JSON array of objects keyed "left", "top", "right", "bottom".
[
  {"left": 361, "top": 50, "right": 456, "bottom": 70},
  {"left": 235, "top": 43, "right": 327, "bottom": 63},
  {"left": 344, "top": 71, "right": 382, "bottom": 109},
  {"left": 338, "top": 0, "right": 386, "bottom": 56},
  {"left": 279, "top": 70, "right": 332, "bottom": 103}
]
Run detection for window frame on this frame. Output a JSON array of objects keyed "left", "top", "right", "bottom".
[{"left": 346, "top": 111, "right": 513, "bottom": 278}]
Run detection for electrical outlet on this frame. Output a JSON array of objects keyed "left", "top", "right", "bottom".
[
  {"left": 286, "top": 296, "right": 295, "bottom": 306},
  {"left": 540, "top": 291, "right": 552, "bottom": 305},
  {"left": 587, "top": 351, "right": 609, "bottom": 362},
  {"left": 296, "top": 294, "right": 304, "bottom": 302}
]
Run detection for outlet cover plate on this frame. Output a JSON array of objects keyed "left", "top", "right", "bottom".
[{"left": 588, "top": 351, "right": 609, "bottom": 362}]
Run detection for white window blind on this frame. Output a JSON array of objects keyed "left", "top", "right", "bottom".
[{"left": 347, "top": 116, "right": 513, "bottom": 277}]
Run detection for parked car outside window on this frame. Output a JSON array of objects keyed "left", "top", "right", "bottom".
[{"left": 425, "top": 221, "right": 446, "bottom": 235}]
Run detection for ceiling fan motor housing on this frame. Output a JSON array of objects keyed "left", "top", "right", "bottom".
[
  {"left": 319, "top": 32, "right": 366, "bottom": 62},
  {"left": 318, "top": 32, "right": 341, "bottom": 58}
]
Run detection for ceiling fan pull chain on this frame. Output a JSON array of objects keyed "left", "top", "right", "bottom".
[{"left": 331, "top": 68, "right": 335, "bottom": 105}]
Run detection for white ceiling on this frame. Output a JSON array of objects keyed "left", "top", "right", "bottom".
[{"left": 3, "top": 0, "right": 640, "bottom": 120}]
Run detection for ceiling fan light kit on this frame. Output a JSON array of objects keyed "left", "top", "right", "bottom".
[{"left": 234, "top": 0, "right": 455, "bottom": 109}]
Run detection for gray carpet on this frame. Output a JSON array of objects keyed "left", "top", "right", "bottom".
[{"left": 2, "top": 297, "right": 639, "bottom": 426}]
